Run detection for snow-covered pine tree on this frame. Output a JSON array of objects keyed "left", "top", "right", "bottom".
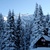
[
  {"left": 10, "top": 10, "right": 15, "bottom": 35},
  {"left": 28, "top": 21, "right": 33, "bottom": 50},
  {"left": 25, "top": 21, "right": 33, "bottom": 50},
  {"left": 48, "top": 15, "right": 50, "bottom": 36},
  {"left": 15, "top": 14, "right": 24, "bottom": 50},
  {"left": 46, "top": 14, "right": 49, "bottom": 23},
  {"left": 37, "top": 5, "right": 44, "bottom": 35},
  {"left": 0, "top": 14, "right": 4, "bottom": 50},
  {"left": 38, "top": 5, "right": 44, "bottom": 24},
  {"left": 33, "top": 4, "right": 44, "bottom": 42},
  {"left": 34, "top": 3, "right": 38, "bottom": 25},
  {"left": 25, "top": 22, "right": 30, "bottom": 50},
  {"left": 34, "top": 3, "right": 38, "bottom": 19},
  {"left": 43, "top": 14, "right": 49, "bottom": 36},
  {"left": 30, "top": 4, "right": 44, "bottom": 49},
  {"left": 46, "top": 14, "right": 49, "bottom": 27},
  {"left": 2, "top": 10, "right": 16, "bottom": 50},
  {"left": 33, "top": 3, "right": 40, "bottom": 37}
]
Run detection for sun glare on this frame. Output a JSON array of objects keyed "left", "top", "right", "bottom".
[{"left": 4, "top": 17, "right": 7, "bottom": 21}]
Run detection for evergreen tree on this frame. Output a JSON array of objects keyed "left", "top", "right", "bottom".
[
  {"left": 2, "top": 10, "right": 15, "bottom": 50},
  {"left": 48, "top": 15, "right": 50, "bottom": 36},
  {"left": 33, "top": 3, "right": 41, "bottom": 36},
  {"left": 46, "top": 14, "right": 49, "bottom": 23},
  {"left": 33, "top": 5, "right": 44, "bottom": 42},
  {"left": 0, "top": 14, "right": 4, "bottom": 50},
  {"left": 25, "top": 21, "right": 33, "bottom": 50},
  {"left": 43, "top": 14, "right": 49, "bottom": 36},
  {"left": 37, "top": 5, "right": 44, "bottom": 35},
  {"left": 10, "top": 10, "right": 15, "bottom": 35},
  {"left": 33, "top": 3, "right": 40, "bottom": 36},
  {"left": 25, "top": 23, "right": 29, "bottom": 50},
  {"left": 38, "top": 5, "right": 43, "bottom": 23},
  {"left": 15, "top": 14, "right": 24, "bottom": 50},
  {"left": 34, "top": 3, "right": 38, "bottom": 22}
]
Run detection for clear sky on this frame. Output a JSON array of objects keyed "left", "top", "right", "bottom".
[{"left": 0, "top": 0, "right": 50, "bottom": 15}]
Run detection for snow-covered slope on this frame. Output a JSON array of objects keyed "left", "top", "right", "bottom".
[
  {"left": 14, "top": 14, "right": 34, "bottom": 27},
  {"left": 32, "top": 48, "right": 50, "bottom": 50},
  {"left": 14, "top": 14, "right": 34, "bottom": 21}
]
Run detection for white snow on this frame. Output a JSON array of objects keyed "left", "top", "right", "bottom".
[{"left": 31, "top": 47, "right": 50, "bottom": 50}]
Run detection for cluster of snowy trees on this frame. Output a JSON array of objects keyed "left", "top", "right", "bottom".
[
  {"left": 0, "top": 3, "right": 50, "bottom": 50},
  {"left": 33, "top": 3, "right": 50, "bottom": 37},
  {"left": 0, "top": 10, "right": 32, "bottom": 50}
]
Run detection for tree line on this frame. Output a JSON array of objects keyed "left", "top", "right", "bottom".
[{"left": 0, "top": 3, "right": 50, "bottom": 50}]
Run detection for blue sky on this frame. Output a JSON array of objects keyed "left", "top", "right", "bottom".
[{"left": 0, "top": 0, "right": 50, "bottom": 15}]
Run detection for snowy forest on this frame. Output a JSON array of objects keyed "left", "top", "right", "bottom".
[{"left": 0, "top": 3, "right": 50, "bottom": 50}]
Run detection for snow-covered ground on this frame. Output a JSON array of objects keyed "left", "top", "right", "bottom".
[{"left": 31, "top": 47, "right": 50, "bottom": 50}]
